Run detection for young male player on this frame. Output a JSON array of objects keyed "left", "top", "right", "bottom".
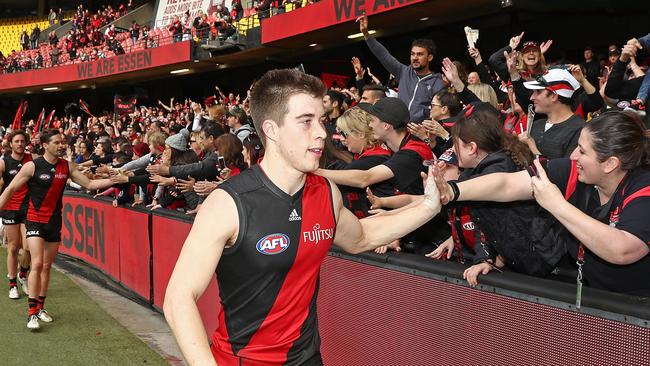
[{"left": 164, "top": 69, "right": 442, "bottom": 365}]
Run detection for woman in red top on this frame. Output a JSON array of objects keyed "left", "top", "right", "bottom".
[{"left": 215, "top": 133, "right": 247, "bottom": 179}]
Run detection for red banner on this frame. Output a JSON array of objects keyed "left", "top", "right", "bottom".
[
  {"left": 117, "top": 207, "right": 151, "bottom": 299},
  {"left": 262, "top": 0, "right": 426, "bottom": 44},
  {"left": 61, "top": 197, "right": 121, "bottom": 281},
  {"left": 0, "top": 41, "right": 191, "bottom": 92},
  {"left": 151, "top": 215, "right": 220, "bottom": 335}
]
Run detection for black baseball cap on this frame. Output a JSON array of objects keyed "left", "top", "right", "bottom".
[{"left": 357, "top": 97, "right": 410, "bottom": 128}]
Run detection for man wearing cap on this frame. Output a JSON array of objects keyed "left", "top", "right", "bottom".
[
  {"left": 357, "top": 15, "right": 446, "bottom": 123},
  {"left": 226, "top": 107, "right": 254, "bottom": 143},
  {"left": 318, "top": 97, "right": 445, "bottom": 252},
  {"left": 521, "top": 68, "right": 585, "bottom": 159},
  {"left": 318, "top": 97, "right": 433, "bottom": 195}
]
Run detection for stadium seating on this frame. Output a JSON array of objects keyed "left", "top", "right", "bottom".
[{"left": 0, "top": 16, "right": 50, "bottom": 55}]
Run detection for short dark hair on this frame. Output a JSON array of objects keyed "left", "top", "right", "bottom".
[
  {"left": 362, "top": 84, "right": 386, "bottom": 100},
  {"left": 326, "top": 90, "right": 345, "bottom": 110},
  {"left": 201, "top": 121, "right": 225, "bottom": 139},
  {"left": 112, "top": 151, "right": 130, "bottom": 165},
  {"left": 93, "top": 122, "right": 105, "bottom": 130},
  {"left": 250, "top": 69, "right": 326, "bottom": 146},
  {"left": 435, "top": 89, "right": 463, "bottom": 117},
  {"left": 40, "top": 129, "right": 61, "bottom": 144},
  {"left": 411, "top": 39, "right": 436, "bottom": 56}
]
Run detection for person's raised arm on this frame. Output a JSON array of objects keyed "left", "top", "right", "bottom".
[
  {"left": 434, "top": 166, "right": 533, "bottom": 204},
  {"left": 356, "top": 15, "right": 405, "bottom": 79},
  {"left": 164, "top": 189, "right": 237, "bottom": 366},
  {"left": 316, "top": 164, "right": 393, "bottom": 189},
  {"left": 332, "top": 167, "right": 441, "bottom": 254},
  {"left": 0, "top": 161, "right": 34, "bottom": 208}
]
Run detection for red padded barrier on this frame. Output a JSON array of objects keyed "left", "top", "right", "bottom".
[
  {"left": 317, "top": 256, "right": 650, "bottom": 366},
  {"left": 116, "top": 207, "right": 151, "bottom": 299},
  {"left": 151, "top": 215, "right": 221, "bottom": 335},
  {"left": 61, "top": 196, "right": 121, "bottom": 282}
]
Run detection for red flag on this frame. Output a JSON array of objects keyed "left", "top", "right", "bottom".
[
  {"left": 45, "top": 110, "right": 56, "bottom": 129},
  {"left": 11, "top": 100, "right": 27, "bottom": 130},
  {"left": 79, "top": 99, "right": 94, "bottom": 117},
  {"left": 34, "top": 108, "right": 45, "bottom": 132}
]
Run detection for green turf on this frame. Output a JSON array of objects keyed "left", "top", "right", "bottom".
[{"left": 0, "top": 246, "right": 169, "bottom": 365}]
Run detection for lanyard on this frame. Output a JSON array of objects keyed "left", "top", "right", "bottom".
[{"left": 574, "top": 174, "right": 628, "bottom": 309}]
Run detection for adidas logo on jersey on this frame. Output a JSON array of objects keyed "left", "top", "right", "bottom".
[{"left": 289, "top": 209, "right": 301, "bottom": 221}]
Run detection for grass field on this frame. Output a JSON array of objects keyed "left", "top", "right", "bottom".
[{"left": 0, "top": 246, "right": 169, "bottom": 365}]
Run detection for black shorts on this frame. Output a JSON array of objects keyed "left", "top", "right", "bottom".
[
  {"left": 1, "top": 209, "right": 27, "bottom": 226},
  {"left": 25, "top": 216, "right": 62, "bottom": 243}
]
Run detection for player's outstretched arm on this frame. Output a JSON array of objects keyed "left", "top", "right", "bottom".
[
  {"left": 0, "top": 161, "right": 34, "bottom": 209},
  {"left": 68, "top": 161, "right": 114, "bottom": 191},
  {"left": 164, "top": 189, "right": 238, "bottom": 366},
  {"left": 333, "top": 166, "right": 441, "bottom": 254}
]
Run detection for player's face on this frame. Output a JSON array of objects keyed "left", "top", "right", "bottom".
[
  {"left": 10, "top": 135, "right": 26, "bottom": 155},
  {"left": 274, "top": 94, "right": 326, "bottom": 173},
  {"left": 570, "top": 129, "right": 602, "bottom": 184},
  {"left": 44, "top": 135, "right": 65, "bottom": 157}
]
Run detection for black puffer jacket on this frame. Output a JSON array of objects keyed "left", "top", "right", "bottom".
[{"left": 454, "top": 151, "right": 566, "bottom": 276}]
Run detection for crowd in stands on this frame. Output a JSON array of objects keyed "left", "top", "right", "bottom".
[
  {"left": 1, "top": 13, "right": 649, "bottom": 297},
  {"left": 0, "top": 2, "right": 142, "bottom": 73},
  {"left": 0, "top": 0, "right": 323, "bottom": 74}
]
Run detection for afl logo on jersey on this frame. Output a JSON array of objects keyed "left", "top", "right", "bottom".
[
  {"left": 8, "top": 169, "right": 18, "bottom": 175},
  {"left": 256, "top": 233, "right": 290, "bottom": 255},
  {"left": 39, "top": 174, "right": 51, "bottom": 180},
  {"left": 462, "top": 222, "right": 475, "bottom": 231}
]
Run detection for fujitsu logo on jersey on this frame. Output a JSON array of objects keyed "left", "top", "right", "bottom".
[
  {"left": 55, "top": 173, "right": 67, "bottom": 179},
  {"left": 8, "top": 169, "right": 18, "bottom": 175},
  {"left": 302, "top": 224, "right": 334, "bottom": 245},
  {"left": 256, "top": 233, "right": 290, "bottom": 255},
  {"left": 39, "top": 174, "right": 51, "bottom": 180}
]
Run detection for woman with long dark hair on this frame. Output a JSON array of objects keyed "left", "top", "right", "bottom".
[{"left": 435, "top": 111, "right": 650, "bottom": 296}]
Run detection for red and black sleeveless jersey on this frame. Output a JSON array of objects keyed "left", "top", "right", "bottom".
[
  {"left": 1, "top": 154, "right": 32, "bottom": 211},
  {"left": 212, "top": 165, "right": 336, "bottom": 366},
  {"left": 27, "top": 157, "right": 70, "bottom": 223}
]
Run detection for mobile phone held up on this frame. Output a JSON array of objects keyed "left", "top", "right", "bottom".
[{"left": 217, "top": 156, "right": 226, "bottom": 170}]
